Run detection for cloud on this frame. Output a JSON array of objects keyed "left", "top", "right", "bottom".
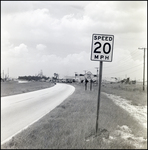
[
  {"left": 2, "top": 1, "right": 146, "bottom": 55},
  {"left": 36, "top": 44, "right": 47, "bottom": 51},
  {"left": 1, "top": 1, "right": 147, "bottom": 80},
  {"left": 84, "top": 1, "right": 147, "bottom": 34},
  {"left": 2, "top": 7, "right": 58, "bottom": 46},
  {"left": 12, "top": 43, "right": 28, "bottom": 56}
]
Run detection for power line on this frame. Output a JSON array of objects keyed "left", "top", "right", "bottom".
[
  {"left": 103, "top": 55, "right": 143, "bottom": 70},
  {"left": 103, "top": 63, "right": 143, "bottom": 75},
  {"left": 104, "top": 62, "right": 143, "bottom": 72},
  {"left": 103, "top": 67, "right": 143, "bottom": 77},
  {"left": 85, "top": 61, "right": 143, "bottom": 76}
]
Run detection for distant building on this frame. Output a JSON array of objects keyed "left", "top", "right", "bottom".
[
  {"left": 76, "top": 74, "right": 97, "bottom": 83},
  {"left": 62, "top": 73, "right": 98, "bottom": 83},
  {"left": 102, "top": 77, "right": 119, "bottom": 83},
  {"left": 62, "top": 76, "right": 75, "bottom": 83}
]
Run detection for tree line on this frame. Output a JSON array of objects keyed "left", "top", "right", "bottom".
[{"left": 18, "top": 75, "right": 50, "bottom": 81}]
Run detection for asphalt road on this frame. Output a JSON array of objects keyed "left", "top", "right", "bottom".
[{"left": 1, "top": 83, "right": 75, "bottom": 145}]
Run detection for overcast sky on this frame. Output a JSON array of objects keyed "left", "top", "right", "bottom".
[{"left": 1, "top": 1, "right": 147, "bottom": 80}]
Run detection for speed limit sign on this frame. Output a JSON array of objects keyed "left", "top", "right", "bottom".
[
  {"left": 90, "top": 34, "right": 114, "bottom": 134},
  {"left": 91, "top": 34, "right": 114, "bottom": 62}
]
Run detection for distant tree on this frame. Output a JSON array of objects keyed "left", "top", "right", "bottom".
[{"left": 18, "top": 75, "right": 50, "bottom": 81}]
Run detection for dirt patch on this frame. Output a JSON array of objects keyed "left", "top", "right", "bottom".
[
  {"left": 85, "top": 128, "right": 109, "bottom": 141},
  {"left": 103, "top": 92, "right": 147, "bottom": 130},
  {"left": 105, "top": 125, "right": 147, "bottom": 149}
]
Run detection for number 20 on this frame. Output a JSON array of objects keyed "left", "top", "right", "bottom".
[{"left": 94, "top": 42, "right": 111, "bottom": 54}]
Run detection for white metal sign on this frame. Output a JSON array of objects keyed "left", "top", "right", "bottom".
[
  {"left": 91, "top": 34, "right": 114, "bottom": 62},
  {"left": 85, "top": 71, "right": 93, "bottom": 80}
]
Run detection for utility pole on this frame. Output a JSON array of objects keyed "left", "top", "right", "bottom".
[
  {"left": 84, "top": 70, "right": 87, "bottom": 90},
  {"left": 3, "top": 70, "right": 4, "bottom": 80},
  {"left": 95, "top": 67, "right": 99, "bottom": 84},
  {"left": 84, "top": 70, "right": 87, "bottom": 79},
  {"left": 8, "top": 68, "right": 9, "bottom": 79},
  {"left": 74, "top": 72, "right": 77, "bottom": 79},
  {"left": 138, "top": 48, "right": 147, "bottom": 91},
  {"left": 84, "top": 70, "right": 87, "bottom": 75}
]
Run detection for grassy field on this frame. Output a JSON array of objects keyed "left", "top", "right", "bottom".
[
  {"left": 1, "top": 81, "right": 55, "bottom": 97},
  {"left": 1, "top": 81, "right": 147, "bottom": 149},
  {"left": 101, "top": 82, "right": 147, "bottom": 106}
]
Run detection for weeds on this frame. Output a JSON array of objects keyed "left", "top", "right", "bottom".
[{"left": 1, "top": 82, "right": 147, "bottom": 149}]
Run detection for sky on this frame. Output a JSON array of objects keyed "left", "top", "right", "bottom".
[{"left": 1, "top": 1, "right": 147, "bottom": 81}]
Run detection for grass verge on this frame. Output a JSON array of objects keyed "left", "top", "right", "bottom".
[{"left": 1, "top": 82, "right": 147, "bottom": 149}]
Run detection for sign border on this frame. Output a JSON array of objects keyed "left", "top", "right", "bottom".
[{"left": 91, "top": 33, "right": 114, "bottom": 62}]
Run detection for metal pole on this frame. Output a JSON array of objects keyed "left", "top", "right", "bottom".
[
  {"left": 74, "top": 72, "right": 77, "bottom": 80},
  {"left": 95, "top": 61, "right": 103, "bottom": 134},
  {"left": 95, "top": 67, "right": 99, "bottom": 84},
  {"left": 138, "top": 48, "right": 147, "bottom": 91},
  {"left": 143, "top": 48, "right": 145, "bottom": 91},
  {"left": 90, "top": 79, "right": 92, "bottom": 91},
  {"left": 3, "top": 70, "right": 4, "bottom": 80},
  {"left": 8, "top": 68, "right": 9, "bottom": 78}
]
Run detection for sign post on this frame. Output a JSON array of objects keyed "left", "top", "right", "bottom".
[
  {"left": 84, "top": 78, "right": 88, "bottom": 91},
  {"left": 91, "top": 34, "right": 114, "bottom": 135},
  {"left": 85, "top": 71, "right": 93, "bottom": 91},
  {"left": 90, "top": 79, "right": 92, "bottom": 91},
  {"left": 96, "top": 61, "right": 103, "bottom": 134}
]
